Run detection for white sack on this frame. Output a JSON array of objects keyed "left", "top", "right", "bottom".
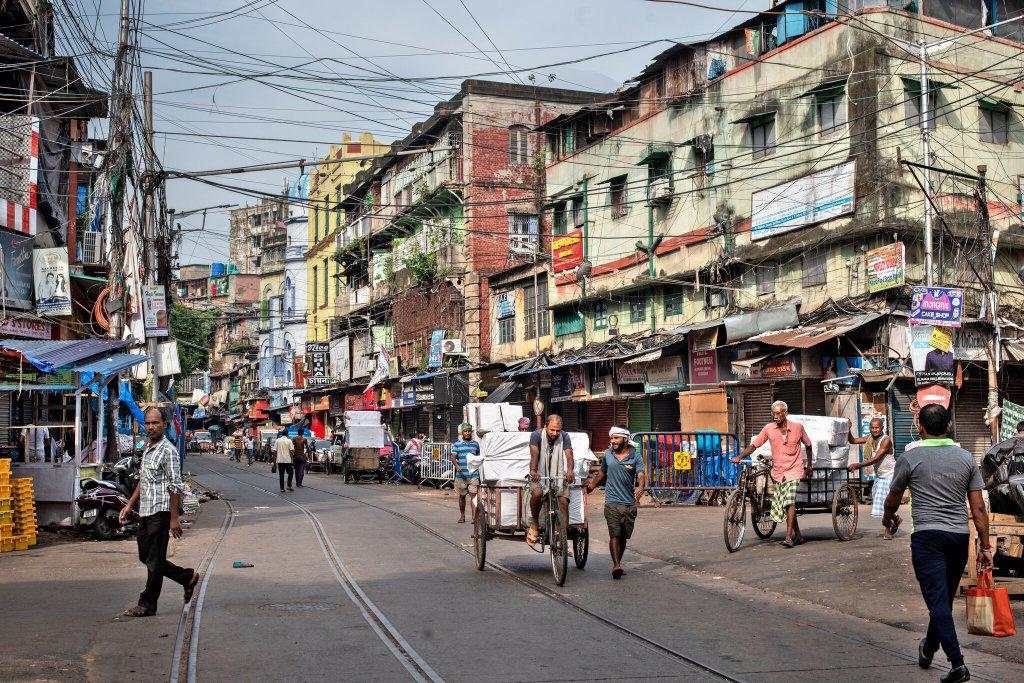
[
  {"left": 788, "top": 415, "right": 849, "bottom": 447},
  {"left": 345, "top": 410, "right": 382, "bottom": 427},
  {"left": 347, "top": 425, "right": 384, "bottom": 448}
]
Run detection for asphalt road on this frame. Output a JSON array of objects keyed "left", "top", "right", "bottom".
[{"left": 3, "top": 454, "right": 1022, "bottom": 682}]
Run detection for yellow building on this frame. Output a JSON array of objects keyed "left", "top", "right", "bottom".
[{"left": 306, "top": 132, "right": 391, "bottom": 342}]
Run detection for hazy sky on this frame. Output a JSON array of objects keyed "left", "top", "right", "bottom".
[{"left": 62, "top": 1, "right": 743, "bottom": 264}]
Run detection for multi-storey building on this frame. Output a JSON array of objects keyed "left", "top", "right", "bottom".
[
  {"left": 306, "top": 133, "right": 391, "bottom": 344},
  {"left": 515, "top": 2, "right": 1024, "bottom": 453},
  {"left": 228, "top": 196, "right": 286, "bottom": 274},
  {"left": 329, "top": 80, "right": 602, "bottom": 439}
]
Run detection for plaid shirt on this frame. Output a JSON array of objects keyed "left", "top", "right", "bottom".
[{"left": 138, "top": 437, "right": 183, "bottom": 517}]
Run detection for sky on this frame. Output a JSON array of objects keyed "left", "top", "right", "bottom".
[{"left": 58, "top": 0, "right": 748, "bottom": 264}]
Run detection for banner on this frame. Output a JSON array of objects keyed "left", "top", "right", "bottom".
[
  {"left": 751, "top": 161, "right": 855, "bottom": 240},
  {"left": 366, "top": 346, "right": 391, "bottom": 390},
  {"left": 910, "top": 287, "right": 963, "bottom": 328},
  {"left": 305, "top": 342, "right": 330, "bottom": 387},
  {"left": 142, "top": 284, "right": 169, "bottom": 337},
  {"left": 551, "top": 229, "right": 583, "bottom": 273},
  {"left": 688, "top": 329, "right": 719, "bottom": 385},
  {"left": 1000, "top": 399, "right": 1024, "bottom": 441},
  {"left": 910, "top": 324, "right": 954, "bottom": 386},
  {"left": 428, "top": 329, "right": 444, "bottom": 369},
  {"left": 865, "top": 242, "right": 905, "bottom": 293},
  {"left": 32, "top": 247, "right": 72, "bottom": 317}
]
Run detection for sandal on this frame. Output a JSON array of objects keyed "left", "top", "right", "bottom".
[
  {"left": 122, "top": 605, "right": 155, "bottom": 618},
  {"left": 526, "top": 523, "right": 539, "bottom": 544},
  {"left": 780, "top": 539, "right": 795, "bottom": 548},
  {"left": 612, "top": 567, "right": 624, "bottom": 580}
]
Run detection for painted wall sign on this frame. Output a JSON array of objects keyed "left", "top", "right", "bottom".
[
  {"left": 428, "top": 329, "right": 444, "bottom": 369},
  {"left": 751, "top": 161, "right": 855, "bottom": 240},
  {"left": 551, "top": 228, "right": 583, "bottom": 273},
  {"left": 305, "top": 342, "right": 331, "bottom": 387},
  {"left": 0, "top": 316, "right": 50, "bottom": 339},
  {"left": 865, "top": 242, "right": 905, "bottom": 293},
  {"left": 688, "top": 332, "right": 719, "bottom": 385},
  {"left": 32, "top": 247, "right": 71, "bottom": 316},
  {"left": 910, "top": 287, "right": 963, "bottom": 328},
  {"left": 0, "top": 227, "right": 34, "bottom": 309}
]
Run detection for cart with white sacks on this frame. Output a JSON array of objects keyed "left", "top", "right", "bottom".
[{"left": 472, "top": 430, "right": 595, "bottom": 586}]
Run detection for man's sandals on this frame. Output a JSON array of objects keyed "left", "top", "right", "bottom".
[{"left": 526, "top": 522, "right": 539, "bottom": 544}]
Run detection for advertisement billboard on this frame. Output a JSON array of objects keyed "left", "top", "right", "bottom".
[
  {"left": 32, "top": 247, "right": 72, "bottom": 317},
  {"left": 865, "top": 242, "right": 905, "bottom": 293},
  {"left": 751, "top": 161, "right": 856, "bottom": 240},
  {"left": 551, "top": 229, "right": 583, "bottom": 273}
]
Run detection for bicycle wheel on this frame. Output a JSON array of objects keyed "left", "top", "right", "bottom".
[
  {"left": 573, "top": 527, "right": 589, "bottom": 570},
  {"left": 832, "top": 482, "right": 859, "bottom": 541},
  {"left": 723, "top": 489, "right": 747, "bottom": 553},
  {"left": 549, "top": 505, "right": 568, "bottom": 586},
  {"left": 474, "top": 503, "right": 487, "bottom": 570},
  {"left": 750, "top": 474, "right": 777, "bottom": 539}
]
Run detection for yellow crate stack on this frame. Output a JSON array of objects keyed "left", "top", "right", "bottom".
[
  {"left": 0, "top": 458, "right": 12, "bottom": 552},
  {"left": 0, "top": 459, "right": 37, "bottom": 552}
]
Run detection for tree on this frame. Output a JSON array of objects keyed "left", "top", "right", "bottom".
[{"left": 169, "top": 303, "right": 218, "bottom": 376}]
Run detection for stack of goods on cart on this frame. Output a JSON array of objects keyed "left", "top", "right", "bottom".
[
  {"left": 753, "top": 416, "right": 850, "bottom": 503},
  {"left": 0, "top": 459, "right": 37, "bottom": 552},
  {"left": 344, "top": 410, "right": 385, "bottom": 448},
  {"left": 980, "top": 438, "right": 1024, "bottom": 586},
  {"left": 464, "top": 402, "right": 524, "bottom": 436}
]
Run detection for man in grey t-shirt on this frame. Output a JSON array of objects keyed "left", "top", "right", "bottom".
[{"left": 883, "top": 404, "right": 991, "bottom": 683}]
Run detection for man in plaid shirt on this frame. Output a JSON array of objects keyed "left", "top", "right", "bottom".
[{"left": 120, "top": 407, "right": 199, "bottom": 617}]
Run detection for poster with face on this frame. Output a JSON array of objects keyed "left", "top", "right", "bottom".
[
  {"left": 910, "top": 324, "right": 954, "bottom": 386},
  {"left": 32, "top": 247, "right": 72, "bottom": 317}
]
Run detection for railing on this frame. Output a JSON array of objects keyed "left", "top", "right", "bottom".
[
  {"left": 336, "top": 214, "right": 373, "bottom": 250},
  {"left": 420, "top": 441, "right": 455, "bottom": 488},
  {"left": 634, "top": 431, "right": 741, "bottom": 506}
]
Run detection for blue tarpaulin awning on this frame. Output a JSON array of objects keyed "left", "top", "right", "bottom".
[
  {"left": 0, "top": 339, "right": 129, "bottom": 373},
  {"left": 71, "top": 352, "right": 148, "bottom": 380}
]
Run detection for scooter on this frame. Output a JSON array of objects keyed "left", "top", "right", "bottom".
[
  {"left": 77, "top": 456, "right": 139, "bottom": 540},
  {"left": 401, "top": 451, "right": 422, "bottom": 485}
]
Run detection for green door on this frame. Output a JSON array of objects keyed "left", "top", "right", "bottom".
[{"left": 628, "top": 398, "right": 652, "bottom": 434}]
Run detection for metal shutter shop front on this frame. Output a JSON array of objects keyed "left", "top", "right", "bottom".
[
  {"left": 628, "top": 398, "right": 652, "bottom": 434},
  {"left": 772, "top": 380, "right": 803, "bottom": 414},
  {"left": 587, "top": 401, "right": 616, "bottom": 453},
  {"left": 651, "top": 394, "right": 681, "bottom": 432},
  {"left": 742, "top": 385, "right": 773, "bottom": 444},
  {"left": 891, "top": 384, "right": 918, "bottom": 456},
  {"left": 802, "top": 379, "right": 826, "bottom": 416},
  {"left": 0, "top": 394, "right": 10, "bottom": 456},
  {"left": 416, "top": 408, "right": 430, "bottom": 437},
  {"left": 559, "top": 403, "right": 580, "bottom": 432},
  {"left": 955, "top": 376, "right": 990, "bottom": 462}
]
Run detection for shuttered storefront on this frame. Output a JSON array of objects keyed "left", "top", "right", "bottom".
[
  {"left": 0, "top": 393, "right": 10, "bottom": 453},
  {"left": 803, "top": 379, "right": 826, "bottom": 416},
  {"left": 891, "top": 383, "right": 918, "bottom": 456},
  {"left": 627, "top": 398, "right": 651, "bottom": 434},
  {"left": 741, "top": 384, "right": 773, "bottom": 444},
  {"left": 651, "top": 394, "right": 681, "bottom": 432},
  {"left": 559, "top": 402, "right": 580, "bottom": 432},
  {"left": 416, "top": 408, "right": 431, "bottom": 439},
  {"left": 586, "top": 401, "right": 621, "bottom": 453},
  {"left": 772, "top": 380, "right": 804, "bottom": 413},
  {"left": 955, "top": 376, "right": 990, "bottom": 461}
]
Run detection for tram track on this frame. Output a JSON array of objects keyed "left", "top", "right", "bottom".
[{"left": 194, "top": 458, "right": 741, "bottom": 683}]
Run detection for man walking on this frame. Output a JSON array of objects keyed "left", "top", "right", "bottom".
[
  {"left": 450, "top": 423, "right": 480, "bottom": 523},
  {"left": 275, "top": 429, "right": 295, "bottom": 492},
  {"left": 848, "top": 417, "right": 901, "bottom": 537},
  {"left": 293, "top": 429, "right": 308, "bottom": 488},
  {"left": 527, "top": 414, "right": 575, "bottom": 544},
  {"left": 119, "top": 407, "right": 199, "bottom": 617},
  {"left": 243, "top": 431, "right": 255, "bottom": 466},
  {"left": 882, "top": 403, "right": 991, "bottom": 683},
  {"left": 586, "top": 426, "right": 645, "bottom": 580},
  {"left": 732, "top": 400, "right": 812, "bottom": 548}
]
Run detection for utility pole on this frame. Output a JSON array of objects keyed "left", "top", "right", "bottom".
[
  {"left": 918, "top": 39, "right": 934, "bottom": 287},
  {"left": 977, "top": 165, "right": 1001, "bottom": 443},
  {"left": 143, "top": 70, "right": 159, "bottom": 401}
]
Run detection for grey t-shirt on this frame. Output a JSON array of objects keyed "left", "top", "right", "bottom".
[{"left": 890, "top": 441, "right": 984, "bottom": 534}]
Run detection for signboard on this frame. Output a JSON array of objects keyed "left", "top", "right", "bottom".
[
  {"left": 428, "top": 329, "right": 444, "bottom": 369},
  {"left": 910, "top": 287, "right": 963, "bottom": 328},
  {"left": 371, "top": 325, "right": 394, "bottom": 352},
  {"left": 142, "top": 284, "right": 169, "bottom": 337},
  {"left": 551, "top": 228, "right": 583, "bottom": 273},
  {"left": 0, "top": 227, "right": 34, "bottom": 309},
  {"left": 865, "top": 242, "right": 905, "bottom": 293},
  {"left": 550, "top": 366, "right": 586, "bottom": 402},
  {"left": 414, "top": 380, "right": 435, "bottom": 405},
  {"left": 758, "top": 354, "right": 798, "bottom": 380},
  {"left": 305, "top": 342, "right": 331, "bottom": 387},
  {"left": 32, "top": 247, "right": 71, "bottom": 316},
  {"left": 401, "top": 386, "right": 416, "bottom": 407},
  {"left": 910, "top": 324, "right": 954, "bottom": 386},
  {"left": 1000, "top": 399, "right": 1024, "bottom": 441},
  {"left": 330, "top": 336, "right": 351, "bottom": 382},
  {"left": 616, "top": 364, "right": 647, "bottom": 386},
  {"left": 688, "top": 331, "right": 719, "bottom": 385},
  {"left": 496, "top": 291, "right": 514, "bottom": 319},
  {"left": 644, "top": 356, "right": 686, "bottom": 393},
  {"left": 0, "top": 316, "right": 50, "bottom": 339},
  {"left": 751, "top": 161, "right": 855, "bottom": 240}
]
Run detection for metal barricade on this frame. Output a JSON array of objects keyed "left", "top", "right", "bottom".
[
  {"left": 634, "top": 431, "right": 741, "bottom": 506},
  {"left": 420, "top": 441, "right": 455, "bottom": 489}
]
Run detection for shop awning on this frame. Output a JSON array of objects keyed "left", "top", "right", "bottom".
[
  {"left": 900, "top": 75, "right": 960, "bottom": 93},
  {"left": 1004, "top": 340, "right": 1024, "bottom": 363},
  {"left": 624, "top": 349, "right": 663, "bottom": 364},
  {"left": 0, "top": 338, "right": 129, "bottom": 373},
  {"left": 71, "top": 352, "right": 149, "bottom": 380},
  {"left": 731, "top": 109, "right": 777, "bottom": 125},
  {"left": 747, "top": 312, "right": 884, "bottom": 349},
  {"left": 731, "top": 352, "right": 776, "bottom": 372},
  {"left": 483, "top": 381, "right": 517, "bottom": 404}
]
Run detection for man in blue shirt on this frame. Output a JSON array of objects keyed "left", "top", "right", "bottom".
[
  {"left": 450, "top": 422, "right": 481, "bottom": 523},
  {"left": 585, "top": 425, "right": 645, "bottom": 580}
]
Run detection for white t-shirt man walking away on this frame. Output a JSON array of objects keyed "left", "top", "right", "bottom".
[{"left": 274, "top": 431, "right": 295, "bottom": 492}]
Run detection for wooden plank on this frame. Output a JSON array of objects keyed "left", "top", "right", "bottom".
[{"left": 990, "top": 512, "right": 1024, "bottom": 524}]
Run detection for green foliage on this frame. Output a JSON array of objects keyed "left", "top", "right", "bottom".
[
  {"left": 169, "top": 303, "right": 218, "bottom": 376},
  {"left": 402, "top": 246, "right": 439, "bottom": 286}
]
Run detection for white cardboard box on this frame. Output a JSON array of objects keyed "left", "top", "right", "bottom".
[
  {"left": 344, "top": 410, "right": 381, "bottom": 427},
  {"left": 347, "top": 425, "right": 384, "bottom": 448}
]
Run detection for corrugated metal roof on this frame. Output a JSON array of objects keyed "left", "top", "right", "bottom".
[
  {"left": 71, "top": 353, "right": 148, "bottom": 378},
  {"left": 0, "top": 339, "right": 130, "bottom": 373},
  {"left": 748, "top": 312, "right": 884, "bottom": 349}
]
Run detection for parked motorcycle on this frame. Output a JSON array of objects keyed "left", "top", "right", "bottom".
[
  {"left": 77, "top": 456, "right": 139, "bottom": 540},
  {"left": 401, "top": 451, "right": 421, "bottom": 485}
]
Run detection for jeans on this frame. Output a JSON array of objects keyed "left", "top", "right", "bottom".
[
  {"left": 278, "top": 463, "right": 294, "bottom": 490},
  {"left": 910, "top": 530, "right": 970, "bottom": 668},
  {"left": 245, "top": 448, "right": 254, "bottom": 465},
  {"left": 136, "top": 511, "right": 194, "bottom": 613},
  {"left": 294, "top": 460, "right": 305, "bottom": 487}
]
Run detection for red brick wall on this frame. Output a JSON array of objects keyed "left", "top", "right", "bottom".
[{"left": 392, "top": 282, "right": 464, "bottom": 369}]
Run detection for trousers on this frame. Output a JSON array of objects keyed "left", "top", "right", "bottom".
[
  {"left": 910, "top": 529, "right": 970, "bottom": 668},
  {"left": 278, "top": 462, "right": 294, "bottom": 490},
  {"left": 136, "top": 511, "right": 194, "bottom": 612},
  {"left": 294, "top": 460, "right": 306, "bottom": 486}
]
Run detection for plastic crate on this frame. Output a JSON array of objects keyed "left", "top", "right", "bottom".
[
  {"left": 0, "top": 511, "right": 12, "bottom": 524},
  {"left": 13, "top": 536, "right": 28, "bottom": 551},
  {"left": 0, "top": 523, "right": 12, "bottom": 536},
  {"left": 0, "top": 537, "right": 12, "bottom": 552},
  {"left": 0, "top": 473, "right": 9, "bottom": 485},
  {"left": 0, "top": 458, "right": 10, "bottom": 473},
  {"left": 0, "top": 485, "right": 10, "bottom": 498}
]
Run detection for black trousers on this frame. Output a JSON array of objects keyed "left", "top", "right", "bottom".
[
  {"left": 294, "top": 460, "right": 306, "bottom": 486},
  {"left": 136, "top": 511, "right": 194, "bottom": 612},
  {"left": 910, "top": 530, "right": 970, "bottom": 668},
  {"left": 278, "top": 462, "right": 294, "bottom": 490}
]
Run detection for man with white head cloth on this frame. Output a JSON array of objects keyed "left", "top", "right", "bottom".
[{"left": 586, "top": 425, "right": 646, "bottom": 580}]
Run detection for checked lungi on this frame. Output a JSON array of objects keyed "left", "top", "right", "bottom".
[
  {"left": 770, "top": 479, "right": 799, "bottom": 523},
  {"left": 871, "top": 474, "right": 892, "bottom": 518}
]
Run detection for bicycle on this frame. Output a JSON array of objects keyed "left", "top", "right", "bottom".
[{"left": 723, "top": 458, "right": 777, "bottom": 553}]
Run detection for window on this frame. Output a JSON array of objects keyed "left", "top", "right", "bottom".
[
  {"left": 756, "top": 262, "right": 778, "bottom": 295},
  {"left": 563, "top": 127, "right": 575, "bottom": 156},
  {"left": 593, "top": 301, "right": 609, "bottom": 330},
  {"left": 498, "top": 315, "right": 515, "bottom": 344},
  {"left": 554, "top": 308, "right": 584, "bottom": 336},
  {"left": 655, "top": 70, "right": 666, "bottom": 101},
  {"left": 509, "top": 125, "right": 530, "bottom": 165},
  {"left": 335, "top": 189, "right": 342, "bottom": 228},
  {"left": 980, "top": 104, "right": 1009, "bottom": 144},
  {"left": 524, "top": 278, "right": 550, "bottom": 339},
  {"left": 664, "top": 287, "right": 684, "bottom": 316},
  {"left": 322, "top": 258, "right": 329, "bottom": 303},
  {"left": 905, "top": 88, "right": 937, "bottom": 129},
  {"left": 609, "top": 175, "right": 628, "bottom": 219},
  {"left": 312, "top": 266, "right": 318, "bottom": 309},
  {"left": 816, "top": 93, "right": 845, "bottom": 137},
  {"left": 629, "top": 296, "right": 647, "bottom": 324},
  {"left": 508, "top": 213, "right": 539, "bottom": 254},
  {"left": 570, "top": 195, "right": 585, "bottom": 230},
  {"left": 648, "top": 154, "right": 671, "bottom": 182},
  {"left": 313, "top": 206, "right": 320, "bottom": 242},
  {"left": 553, "top": 202, "right": 567, "bottom": 235},
  {"left": 751, "top": 116, "right": 776, "bottom": 159},
  {"left": 802, "top": 249, "right": 827, "bottom": 287},
  {"left": 546, "top": 131, "right": 559, "bottom": 160}
]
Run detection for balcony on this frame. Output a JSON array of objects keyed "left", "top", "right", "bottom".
[
  {"left": 647, "top": 176, "right": 674, "bottom": 205},
  {"left": 259, "top": 258, "right": 285, "bottom": 276},
  {"left": 336, "top": 214, "right": 373, "bottom": 251}
]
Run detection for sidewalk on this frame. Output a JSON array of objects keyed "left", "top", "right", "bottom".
[{"left": 0, "top": 500, "right": 227, "bottom": 681}]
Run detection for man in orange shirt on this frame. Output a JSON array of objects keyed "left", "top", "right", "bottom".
[{"left": 732, "top": 400, "right": 812, "bottom": 548}]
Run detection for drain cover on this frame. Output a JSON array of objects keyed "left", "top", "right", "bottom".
[{"left": 261, "top": 602, "right": 342, "bottom": 613}]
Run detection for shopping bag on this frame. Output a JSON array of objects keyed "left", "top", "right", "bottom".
[
  {"left": 271, "top": 462, "right": 277, "bottom": 474},
  {"left": 965, "top": 569, "right": 1017, "bottom": 637}
]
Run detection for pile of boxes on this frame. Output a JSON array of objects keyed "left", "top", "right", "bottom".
[{"left": 0, "top": 459, "right": 37, "bottom": 552}]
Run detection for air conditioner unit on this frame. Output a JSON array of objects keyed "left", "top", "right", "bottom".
[
  {"left": 442, "top": 339, "right": 466, "bottom": 356},
  {"left": 705, "top": 290, "right": 727, "bottom": 308},
  {"left": 81, "top": 231, "right": 103, "bottom": 265}
]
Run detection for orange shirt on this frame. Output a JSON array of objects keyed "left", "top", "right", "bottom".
[{"left": 752, "top": 420, "right": 812, "bottom": 482}]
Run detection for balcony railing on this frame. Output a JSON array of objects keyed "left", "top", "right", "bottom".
[{"left": 336, "top": 214, "right": 373, "bottom": 251}]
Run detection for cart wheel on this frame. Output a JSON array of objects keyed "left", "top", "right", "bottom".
[
  {"left": 474, "top": 504, "right": 487, "bottom": 571},
  {"left": 573, "top": 527, "right": 589, "bottom": 570},
  {"left": 723, "top": 489, "right": 747, "bottom": 553},
  {"left": 832, "top": 482, "right": 859, "bottom": 541},
  {"left": 549, "top": 507, "right": 568, "bottom": 586}
]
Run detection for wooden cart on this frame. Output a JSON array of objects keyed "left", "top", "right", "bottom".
[{"left": 962, "top": 512, "right": 1024, "bottom": 596}]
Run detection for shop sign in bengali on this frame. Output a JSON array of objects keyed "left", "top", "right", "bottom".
[
  {"left": 865, "top": 242, "right": 905, "bottom": 293},
  {"left": 305, "top": 342, "right": 331, "bottom": 387},
  {"left": 1000, "top": 399, "right": 1024, "bottom": 441},
  {"left": 910, "top": 287, "right": 963, "bottom": 328},
  {"left": 688, "top": 332, "right": 719, "bottom": 385},
  {"left": 644, "top": 356, "right": 687, "bottom": 393},
  {"left": 551, "top": 229, "right": 583, "bottom": 273}
]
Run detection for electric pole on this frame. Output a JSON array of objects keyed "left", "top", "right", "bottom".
[{"left": 143, "top": 70, "right": 159, "bottom": 401}]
